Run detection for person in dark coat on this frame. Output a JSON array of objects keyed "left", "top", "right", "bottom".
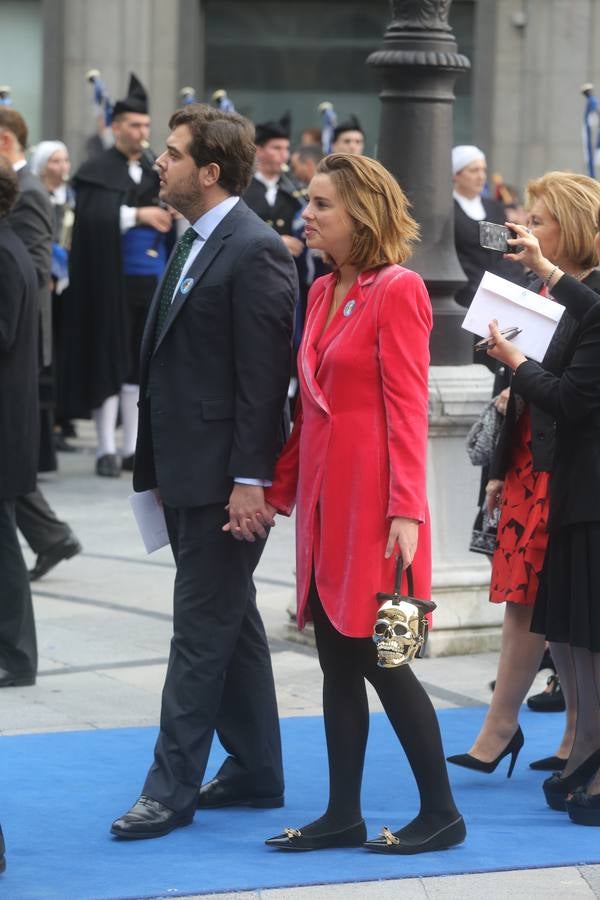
[
  {"left": 110, "top": 103, "right": 296, "bottom": 840},
  {"left": 0, "top": 157, "right": 39, "bottom": 686},
  {"left": 487, "top": 220, "right": 600, "bottom": 825},
  {"left": 243, "top": 114, "right": 305, "bottom": 262},
  {"left": 452, "top": 144, "right": 523, "bottom": 311},
  {"left": 0, "top": 108, "right": 81, "bottom": 582},
  {"left": 64, "top": 73, "right": 173, "bottom": 477}
]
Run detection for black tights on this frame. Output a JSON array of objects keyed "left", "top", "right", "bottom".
[{"left": 302, "top": 583, "right": 460, "bottom": 839}]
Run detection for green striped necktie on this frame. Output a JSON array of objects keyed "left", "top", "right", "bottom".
[{"left": 153, "top": 225, "right": 197, "bottom": 345}]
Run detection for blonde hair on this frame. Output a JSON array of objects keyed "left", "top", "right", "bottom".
[
  {"left": 316, "top": 154, "right": 419, "bottom": 269},
  {"left": 526, "top": 171, "right": 600, "bottom": 268}
]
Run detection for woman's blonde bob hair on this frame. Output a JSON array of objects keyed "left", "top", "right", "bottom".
[
  {"left": 315, "top": 154, "right": 419, "bottom": 269},
  {"left": 526, "top": 171, "right": 600, "bottom": 269}
]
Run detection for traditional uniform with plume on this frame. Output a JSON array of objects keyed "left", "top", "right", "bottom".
[
  {"left": 63, "top": 74, "right": 173, "bottom": 473},
  {"left": 243, "top": 115, "right": 303, "bottom": 241},
  {"left": 244, "top": 115, "right": 306, "bottom": 360}
]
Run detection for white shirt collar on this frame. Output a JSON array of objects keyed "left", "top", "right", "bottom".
[
  {"left": 453, "top": 190, "right": 486, "bottom": 221},
  {"left": 13, "top": 159, "right": 27, "bottom": 173},
  {"left": 191, "top": 195, "right": 239, "bottom": 242},
  {"left": 253, "top": 170, "right": 279, "bottom": 189}
]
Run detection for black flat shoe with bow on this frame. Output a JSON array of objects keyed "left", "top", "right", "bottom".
[
  {"left": 363, "top": 815, "right": 466, "bottom": 855},
  {"left": 265, "top": 819, "right": 366, "bottom": 851}
]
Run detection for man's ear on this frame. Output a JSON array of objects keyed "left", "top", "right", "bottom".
[{"left": 201, "top": 162, "right": 221, "bottom": 188}]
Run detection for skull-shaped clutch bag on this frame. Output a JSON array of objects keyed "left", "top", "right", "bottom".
[{"left": 373, "top": 556, "right": 436, "bottom": 667}]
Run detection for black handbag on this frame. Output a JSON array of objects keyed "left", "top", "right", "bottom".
[
  {"left": 372, "top": 556, "right": 436, "bottom": 667},
  {"left": 469, "top": 502, "right": 500, "bottom": 556}
]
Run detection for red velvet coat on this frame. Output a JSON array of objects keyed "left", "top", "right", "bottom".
[{"left": 266, "top": 265, "right": 432, "bottom": 638}]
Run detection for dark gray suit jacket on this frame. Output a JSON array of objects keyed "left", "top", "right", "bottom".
[
  {"left": 134, "top": 199, "right": 297, "bottom": 509},
  {"left": 0, "top": 221, "right": 39, "bottom": 498},
  {"left": 8, "top": 165, "right": 53, "bottom": 366}
]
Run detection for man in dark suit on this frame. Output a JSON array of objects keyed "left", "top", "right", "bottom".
[
  {"left": 0, "top": 158, "right": 39, "bottom": 690},
  {"left": 111, "top": 104, "right": 297, "bottom": 839},
  {"left": 0, "top": 109, "right": 81, "bottom": 590}
]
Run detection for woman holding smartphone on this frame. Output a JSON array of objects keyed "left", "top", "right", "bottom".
[
  {"left": 486, "top": 220, "right": 600, "bottom": 823},
  {"left": 448, "top": 172, "right": 600, "bottom": 777}
]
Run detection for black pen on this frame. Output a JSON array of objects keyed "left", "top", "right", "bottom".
[{"left": 474, "top": 326, "right": 522, "bottom": 352}]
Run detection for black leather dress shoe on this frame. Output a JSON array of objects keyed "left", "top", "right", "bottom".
[
  {"left": 0, "top": 667, "right": 35, "bottom": 688},
  {"left": 198, "top": 777, "right": 284, "bottom": 809},
  {"left": 96, "top": 454, "right": 121, "bottom": 477},
  {"left": 54, "top": 434, "right": 77, "bottom": 453},
  {"left": 265, "top": 820, "right": 366, "bottom": 851},
  {"left": 110, "top": 796, "right": 194, "bottom": 840},
  {"left": 121, "top": 454, "right": 135, "bottom": 472},
  {"left": 29, "top": 534, "right": 82, "bottom": 581},
  {"left": 363, "top": 816, "right": 466, "bottom": 855}
]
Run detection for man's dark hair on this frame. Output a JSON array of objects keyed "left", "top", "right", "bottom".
[
  {"left": 0, "top": 156, "right": 18, "bottom": 217},
  {"left": 294, "top": 143, "right": 323, "bottom": 165},
  {"left": 0, "top": 108, "right": 28, "bottom": 150},
  {"left": 169, "top": 104, "right": 255, "bottom": 195}
]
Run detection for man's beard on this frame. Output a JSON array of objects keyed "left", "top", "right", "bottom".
[{"left": 162, "top": 175, "right": 202, "bottom": 219}]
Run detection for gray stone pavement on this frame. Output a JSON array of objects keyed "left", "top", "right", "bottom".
[{"left": 7, "top": 424, "right": 600, "bottom": 899}]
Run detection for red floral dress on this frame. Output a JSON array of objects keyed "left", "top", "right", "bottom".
[{"left": 489, "top": 408, "right": 550, "bottom": 605}]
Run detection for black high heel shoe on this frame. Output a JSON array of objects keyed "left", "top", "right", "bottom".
[
  {"left": 265, "top": 819, "right": 366, "bottom": 851},
  {"left": 543, "top": 749, "right": 600, "bottom": 811},
  {"left": 446, "top": 727, "right": 524, "bottom": 778}
]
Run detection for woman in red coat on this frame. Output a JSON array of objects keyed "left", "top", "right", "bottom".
[{"left": 263, "top": 154, "right": 464, "bottom": 854}]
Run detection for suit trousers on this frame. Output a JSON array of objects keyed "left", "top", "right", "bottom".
[
  {"left": 16, "top": 487, "right": 71, "bottom": 554},
  {"left": 0, "top": 499, "right": 38, "bottom": 676},
  {"left": 142, "top": 502, "right": 284, "bottom": 811}
]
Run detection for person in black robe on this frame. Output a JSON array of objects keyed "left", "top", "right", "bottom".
[{"left": 63, "top": 73, "right": 174, "bottom": 477}]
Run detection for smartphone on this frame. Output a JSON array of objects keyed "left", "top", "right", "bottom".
[{"left": 479, "top": 221, "right": 515, "bottom": 253}]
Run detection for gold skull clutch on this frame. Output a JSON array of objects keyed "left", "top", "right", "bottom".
[{"left": 373, "top": 557, "right": 436, "bottom": 667}]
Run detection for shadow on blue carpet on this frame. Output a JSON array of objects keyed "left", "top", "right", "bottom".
[{"left": 1, "top": 706, "right": 598, "bottom": 899}]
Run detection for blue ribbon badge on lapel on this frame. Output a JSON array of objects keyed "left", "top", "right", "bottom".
[
  {"left": 343, "top": 299, "right": 356, "bottom": 317},
  {"left": 180, "top": 277, "right": 194, "bottom": 295}
]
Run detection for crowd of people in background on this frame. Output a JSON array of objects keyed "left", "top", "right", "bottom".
[{"left": 1, "top": 72, "right": 600, "bottom": 875}]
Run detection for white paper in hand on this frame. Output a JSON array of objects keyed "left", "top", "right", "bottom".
[
  {"left": 128, "top": 490, "right": 169, "bottom": 554},
  {"left": 462, "top": 271, "right": 565, "bottom": 362}
]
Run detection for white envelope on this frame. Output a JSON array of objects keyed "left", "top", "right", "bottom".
[
  {"left": 128, "top": 490, "right": 169, "bottom": 554},
  {"left": 461, "top": 271, "right": 565, "bottom": 362}
]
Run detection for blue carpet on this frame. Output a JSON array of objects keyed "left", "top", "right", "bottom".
[{"left": 1, "top": 706, "right": 598, "bottom": 899}]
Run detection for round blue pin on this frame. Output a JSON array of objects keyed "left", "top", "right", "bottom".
[
  {"left": 343, "top": 299, "right": 356, "bottom": 317},
  {"left": 180, "top": 277, "right": 194, "bottom": 295}
]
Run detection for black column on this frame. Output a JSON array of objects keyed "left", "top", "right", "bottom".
[{"left": 368, "top": 0, "right": 471, "bottom": 364}]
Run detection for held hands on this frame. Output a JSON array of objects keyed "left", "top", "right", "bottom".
[
  {"left": 222, "top": 484, "right": 276, "bottom": 541},
  {"left": 385, "top": 517, "right": 419, "bottom": 564}
]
